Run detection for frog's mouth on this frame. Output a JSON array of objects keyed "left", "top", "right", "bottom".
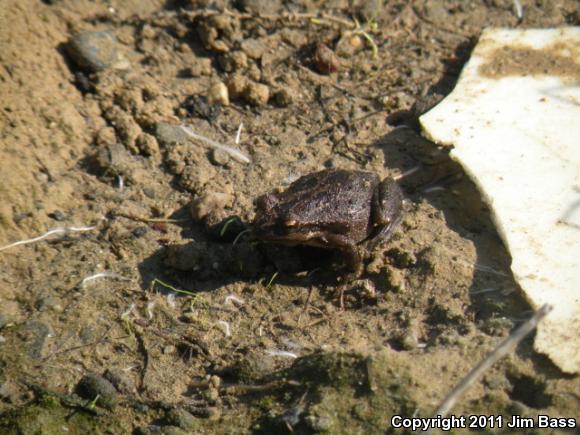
[{"left": 252, "top": 226, "right": 333, "bottom": 249}]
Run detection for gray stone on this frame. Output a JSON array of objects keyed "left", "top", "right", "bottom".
[
  {"left": 76, "top": 373, "right": 119, "bottom": 409},
  {"left": 166, "top": 407, "right": 197, "bottom": 430},
  {"left": 155, "top": 123, "right": 191, "bottom": 146},
  {"left": 66, "top": 31, "right": 129, "bottom": 72},
  {"left": 21, "top": 321, "right": 50, "bottom": 359},
  {"left": 104, "top": 368, "right": 137, "bottom": 395}
]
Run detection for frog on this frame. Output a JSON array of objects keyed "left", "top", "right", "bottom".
[{"left": 252, "top": 169, "right": 403, "bottom": 278}]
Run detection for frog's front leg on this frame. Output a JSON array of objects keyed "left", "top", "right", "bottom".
[
  {"left": 313, "top": 233, "right": 372, "bottom": 309},
  {"left": 322, "top": 233, "right": 364, "bottom": 278},
  {"left": 367, "top": 177, "right": 403, "bottom": 250}
]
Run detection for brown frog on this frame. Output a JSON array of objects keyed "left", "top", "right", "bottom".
[{"left": 252, "top": 169, "right": 403, "bottom": 278}]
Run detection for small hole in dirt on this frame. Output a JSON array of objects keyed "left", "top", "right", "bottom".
[{"left": 507, "top": 373, "right": 552, "bottom": 409}]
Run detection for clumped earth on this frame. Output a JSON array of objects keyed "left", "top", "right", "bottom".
[{"left": 0, "top": 1, "right": 578, "bottom": 434}]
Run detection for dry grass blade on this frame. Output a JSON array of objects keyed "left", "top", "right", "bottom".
[
  {"left": 180, "top": 125, "right": 251, "bottom": 164},
  {"left": 0, "top": 226, "right": 96, "bottom": 252}
]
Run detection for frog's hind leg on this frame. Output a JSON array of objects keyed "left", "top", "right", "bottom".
[{"left": 367, "top": 177, "right": 403, "bottom": 250}]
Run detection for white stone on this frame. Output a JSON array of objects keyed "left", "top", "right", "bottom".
[{"left": 421, "top": 28, "right": 580, "bottom": 373}]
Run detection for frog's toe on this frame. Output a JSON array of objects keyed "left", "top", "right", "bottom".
[{"left": 337, "top": 279, "right": 377, "bottom": 309}]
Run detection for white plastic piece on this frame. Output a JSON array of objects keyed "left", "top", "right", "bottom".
[{"left": 421, "top": 28, "right": 580, "bottom": 373}]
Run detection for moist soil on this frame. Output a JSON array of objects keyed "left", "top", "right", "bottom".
[{"left": 0, "top": 1, "right": 578, "bottom": 434}]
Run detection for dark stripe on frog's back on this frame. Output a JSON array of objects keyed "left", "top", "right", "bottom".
[{"left": 279, "top": 169, "right": 377, "bottom": 232}]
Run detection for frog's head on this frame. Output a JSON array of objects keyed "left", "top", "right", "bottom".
[{"left": 252, "top": 193, "right": 302, "bottom": 240}]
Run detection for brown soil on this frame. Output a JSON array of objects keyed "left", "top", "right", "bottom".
[{"left": 0, "top": 1, "right": 578, "bottom": 434}]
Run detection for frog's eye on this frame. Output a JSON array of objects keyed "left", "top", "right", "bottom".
[{"left": 284, "top": 219, "right": 297, "bottom": 227}]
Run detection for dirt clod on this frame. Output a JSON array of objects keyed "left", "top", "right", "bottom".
[
  {"left": 226, "top": 73, "right": 249, "bottom": 100},
  {"left": 165, "top": 407, "right": 198, "bottom": 431},
  {"left": 243, "top": 81, "right": 270, "bottom": 106},
  {"left": 191, "top": 191, "right": 234, "bottom": 221}
]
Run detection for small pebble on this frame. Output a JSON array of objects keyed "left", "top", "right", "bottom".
[
  {"left": 335, "top": 33, "right": 364, "bottom": 57},
  {"left": 398, "top": 329, "right": 419, "bottom": 350},
  {"left": 313, "top": 43, "right": 340, "bottom": 74},
  {"left": 243, "top": 82, "right": 270, "bottom": 106},
  {"left": 163, "top": 345, "right": 176, "bottom": 354},
  {"left": 209, "top": 148, "right": 230, "bottom": 166},
  {"left": 66, "top": 31, "right": 130, "bottom": 72},
  {"left": 132, "top": 226, "right": 148, "bottom": 238},
  {"left": 48, "top": 210, "right": 66, "bottom": 221},
  {"left": 273, "top": 88, "right": 294, "bottom": 107},
  {"left": 226, "top": 73, "right": 248, "bottom": 100},
  {"left": 207, "top": 82, "right": 230, "bottom": 106}
]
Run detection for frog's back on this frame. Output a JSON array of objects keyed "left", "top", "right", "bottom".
[{"left": 281, "top": 169, "right": 377, "bottom": 230}]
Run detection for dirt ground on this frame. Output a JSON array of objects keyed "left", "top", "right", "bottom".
[{"left": 0, "top": 0, "right": 578, "bottom": 434}]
